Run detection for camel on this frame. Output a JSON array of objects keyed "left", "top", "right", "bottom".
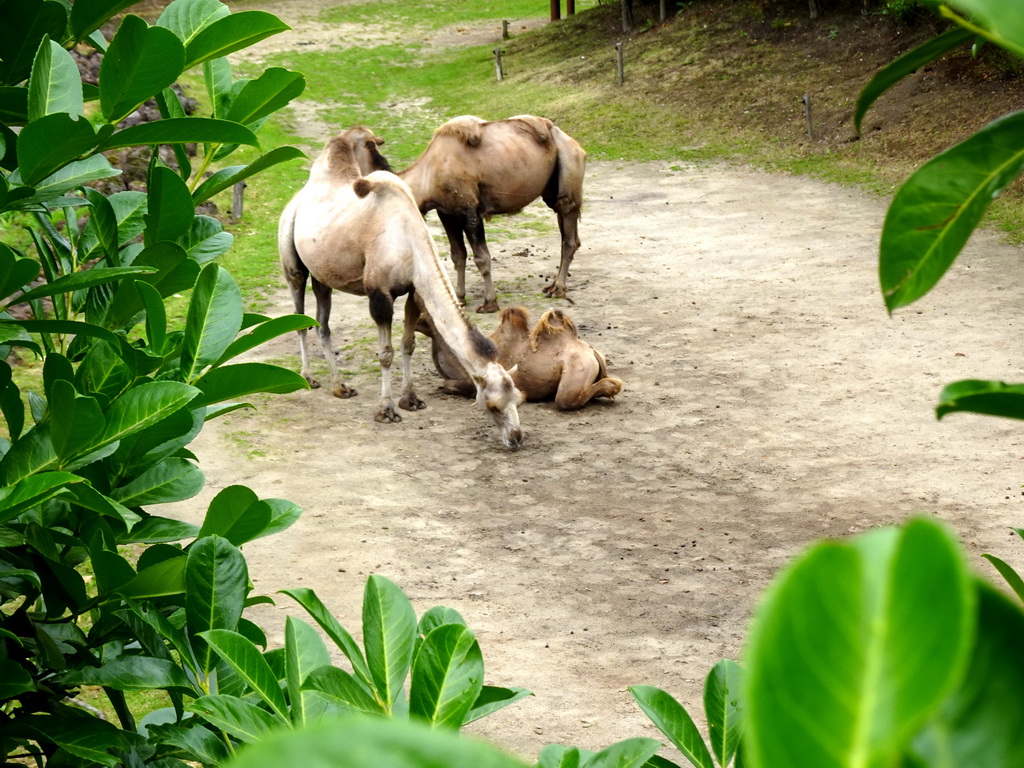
[
  {"left": 277, "top": 126, "right": 525, "bottom": 449},
  {"left": 419, "top": 306, "right": 622, "bottom": 411},
  {"left": 396, "top": 114, "right": 587, "bottom": 313}
]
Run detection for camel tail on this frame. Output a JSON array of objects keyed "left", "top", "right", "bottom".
[{"left": 353, "top": 178, "right": 374, "bottom": 198}]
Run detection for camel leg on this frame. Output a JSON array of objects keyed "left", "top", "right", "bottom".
[
  {"left": 280, "top": 226, "right": 319, "bottom": 388},
  {"left": 398, "top": 295, "right": 426, "bottom": 412},
  {"left": 554, "top": 375, "right": 623, "bottom": 411},
  {"left": 544, "top": 207, "right": 581, "bottom": 299},
  {"left": 438, "top": 211, "right": 470, "bottom": 307},
  {"left": 311, "top": 278, "right": 356, "bottom": 399},
  {"left": 369, "top": 290, "right": 400, "bottom": 423},
  {"left": 463, "top": 209, "right": 499, "bottom": 313}
]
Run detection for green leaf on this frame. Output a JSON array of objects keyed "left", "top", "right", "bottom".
[
  {"left": 409, "top": 624, "right": 483, "bottom": 728},
  {"left": 363, "top": 574, "right": 417, "bottom": 711},
  {"left": 187, "top": 694, "right": 281, "bottom": 743},
  {"left": 64, "top": 656, "right": 194, "bottom": 692},
  {"left": 48, "top": 379, "right": 106, "bottom": 462},
  {"left": 118, "top": 553, "right": 187, "bottom": 597},
  {"left": 111, "top": 456, "right": 204, "bottom": 506},
  {"left": 147, "top": 721, "right": 229, "bottom": 764},
  {"left": 9, "top": 155, "right": 119, "bottom": 209},
  {"left": 191, "top": 362, "right": 308, "bottom": 407},
  {"left": 942, "top": 0, "right": 1024, "bottom": 58},
  {"left": 538, "top": 745, "right": 585, "bottom": 768},
  {"left": 109, "top": 190, "right": 148, "bottom": 245},
  {"left": 0, "top": 424, "right": 57, "bottom": 485},
  {"left": 285, "top": 615, "right": 332, "bottom": 725},
  {"left": 587, "top": 738, "right": 663, "bottom": 768},
  {"left": 144, "top": 165, "right": 196, "bottom": 246},
  {"left": 0, "top": 0, "right": 69, "bottom": 87},
  {"left": 9, "top": 266, "right": 155, "bottom": 309},
  {"left": 183, "top": 11, "right": 289, "bottom": 70},
  {"left": 743, "top": 518, "right": 974, "bottom": 768},
  {"left": 855, "top": 28, "right": 972, "bottom": 134},
  {"left": 19, "top": 715, "right": 126, "bottom": 766},
  {"left": 181, "top": 215, "right": 233, "bottom": 264},
  {"left": 214, "top": 314, "right": 314, "bottom": 366},
  {"left": 16, "top": 113, "right": 100, "bottom": 186},
  {"left": 981, "top": 554, "right": 1024, "bottom": 604},
  {"left": 81, "top": 187, "right": 120, "bottom": 262},
  {"left": 301, "top": 665, "right": 383, "bottom": 716},
  {"left": 29, "top": 37, "right": 84, "bottom": 120},
  {"left": 97, "top": 117, "right": 259, "bottom": 151},
  {"left": 704, "top": 661, "right": 742, "bottom": 768},
  {"left": 119, "top": 515, "right": 199, "bottom": 544},
  {"left": 203, "top": 55, "right": 233, "bottom": 118},
  {"left": 180, "top": 264, "right": 243, "bottom": 382},
  {"left": 70, "top": 0, "right": 141, "bottom": 42},
  {"left": 630, "top": 686, "right": 714, "bottom": 768},
  {"left": 200, "top": 628, "right": 290, "bottom": 721},
  {"left": 936, "top": 379, "right": 1024, "bottom": 420},
  {"left": 99, "top": 15, "right": 185, "bottom": 124},
  {"left": 157, "top": 0, "right": 230, "bottom": 46},
  {"left": 0, "top": 244, "right": 42, "bottom": 303},
  {"left": 908, "top": 581, "right": 1024, "bottom": 766},
  {"left": 105, "top": 242, "right": 199, "bottom": 329},
  {"left": 197, "top": 485, "right": 273, "bottom": 546},
  {"left": 880, "top": 109, "right": 1024, "bottom": 312},
  {"left": 0, "top": 659, "right": 34, "bottom": 697},
  {"left": 191, "top": 145, "right": 305, "bottom": 205},
  {"left": 225, "top": 67, "right": 304, "bottom": 125},
  {"left": 281, "top": 587, "right": 374, "bottom": 688},
  {"left": 103, "top": 381, "right": 200, "bottom": 444},
  {"left": 463, "top": 685, "right": 533, "bottom": 726},
  {"left": 185, "top": 534, "right": 248, "bottom": 673},
  {"left": 0, "top": 470, "right": 81, "bottom": 522}
]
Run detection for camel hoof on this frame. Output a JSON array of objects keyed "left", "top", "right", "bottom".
[
  {"left": 332, "top": 385, "right": 357, "bottom": 399},
  {"left": 542, "top": 284, "right": 566, "bottom": 298},
  {"left": 475, "top": 301, "right": 500, "bottom": 313},
  {"left": 305, "top": 376, "right": 321, "bottom": 389},
  {"left": 399, "top": 395, "right": 427, "bottom": 411},
  {"left": 375, "top": 408, "right": 402, "bottom": 423}
]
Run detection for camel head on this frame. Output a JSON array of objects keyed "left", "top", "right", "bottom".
[
  {"left": 474, "top": 361, "right": 525, "bottom": 450},
  {"left": 344, "top": 126, "right": 392, "bottom": 175}
]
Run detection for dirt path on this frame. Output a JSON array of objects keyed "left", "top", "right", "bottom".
[{"left": 172, "top": 8, "right": 1024, "bottom": 762}]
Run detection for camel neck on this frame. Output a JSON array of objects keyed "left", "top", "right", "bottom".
[{"left": 397, "top": 162, "right": 430, "bottom": 210}]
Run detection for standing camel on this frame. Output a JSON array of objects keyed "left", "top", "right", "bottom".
[
  {"left": 419, "top": 306, "right": 622, "bottom": 411},
  {"left": 277, "top": 126, "right": 525, "bottom": 449},
  {"left": 397, "top": 115, "right": 586, "bottom": 313}
]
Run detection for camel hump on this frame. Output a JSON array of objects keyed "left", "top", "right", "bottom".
[
  {"left": 529, "top": 308, "right": 578, "bottom": 351},
  {"left": 506, "top": 114, "right": 554, "bottom": 145},
  {"left": 435, "top": 115, "right": 486, "bottom": 147},
  {"left": 498, "top": 306, "right": 532, "bottom": 334}
]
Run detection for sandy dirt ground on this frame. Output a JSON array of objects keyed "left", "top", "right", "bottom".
[{"left": 169, "top": 7, "right": 1024, "bottom": 763}]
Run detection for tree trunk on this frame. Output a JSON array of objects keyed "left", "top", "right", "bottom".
[
  {"left": 621, "top": 0, "right": 633, "bottom": 32},
  {"left": 809, "top": 0, "right": 819, "bottom": 19},
  {"left": 567, "top": 0, "right": 575, "bottom": 15},
  {"left": 550, "top": 0, "right": 560, "bottom": 21}
]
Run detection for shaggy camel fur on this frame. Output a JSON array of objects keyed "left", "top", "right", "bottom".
[
  {"left": 420, "top": 306, "right": 622, "bottom": 411},
  {"left": 277, "top": 126, "right": 525, "bottom": 449},
  {"left": 397, "top": 115, "right": 586, "bottom": 313}
]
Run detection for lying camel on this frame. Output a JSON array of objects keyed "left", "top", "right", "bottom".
[
  {"left": 277, "top": 126, "right": 525, "bottom": 449},
  {"left": 396, "top": 115, "right": 586, "bottom": 312},
  {"left": 420, "top": 306, "right": 622, "bottom": 411}
]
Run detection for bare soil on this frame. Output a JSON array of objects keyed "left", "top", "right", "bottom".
[{"left": 173, "top": 2, "right": 1024, "bottom": 761}]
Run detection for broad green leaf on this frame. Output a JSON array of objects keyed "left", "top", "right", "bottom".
[
  {"left": 409, "top": 624, "right": 483, "bottom": 728},
  {"left": 463, "top": 685, "right": 533, "bottom": 726},
  {"left": 214, "top": 314, "right": 314, "bottom": 366},
  {"left": 81, "top": 187, "right": 120, "bottom": 262},
  {"left": 118, "top": 553, "right": 186, "bottom": 597},
  {"left": 0, "top": 471, "right": 80, "bottom": 523},
  {"left": 109, "top": 190, "right": 148, "bottom": 246},
  {"left": 185, "top": 535, "right": 248, "bottom": 673},
  {"left": 0, "top": 0, "right": 68, "bottom": 86},
  {"left": 281, "top": 587, "right": 373, "bottom": 688},
  {"left": 157, "top": 0, "right": 231, "bottom": 46},
  {"left": 180, "top": 264, "right": 243, "bottom": 382},
  {"left": 200, "top": 628, "right": 289, "bottom": 721},
  {"left": 64, "top": 656, "right": 193, "bottom": 692},
  {"left": 285, "top": 615, "right": 332, "bottom": 724},
  {"left": 704, "top": 661, "right": 742, "bottom": 768},
  {"left": 16, "top": 113, "right": 100, "bottom": 186},
  {"left": 587, "top": 738, "right": 663, "bottom": 768},
  {"left": 197, "top": 485, "right": 272, "bottom": 545},
  {"left": 191, "top": 362, "right": 308, "bottom": 407},
  {"left": 183, "top": 11, "right": 289, "bottom": 70},
  {"left": 28, "top": 38, "right": 84, "bottom": 120},
  {"left": 105, "top": 242, "right": 199, "bottom": 329},
  {"left": 225, "top": 68, "right": 304, "bottom": 126},
  {"left": 301, "top": 665, "right": 384, "bottom": 716},
  {"left": 537, "top": 745, "right": 585, "bottom": 768},
  {"left": 981, "top": 554, "right": 1024, "bottom": 604},
  {"left": 941, "top": 0, "right": 1024, "bottom": 59},
  {"left": 70, "top": 0, "right": 141, "bottom": 42},
  {"left": 743, "top": 518, "right": 974, "bottom": 768},
  {"left": 880, "top": 110, "right": 1024, "bottom": 311},
  {"left": 908, "top": 581, "right": 1024, "bottom": 767},
  {"left": 9, "top": 266, "right": 155, "bottom": 308},
  {"left": 0, "top": 424, "right": 57, "bottom": 484},
  {"left": 96, "top": 117, "right": 259, "bottom": 151},
  {"left": 936, "top": 379, "right": 1024, "bottom": 420},
  {"left": 0, "top": 86, "right": 29, "bottom": 124},
  {"left": 261, "top": 497, "right": 302, "bottom": 539},
  {"left": 181, "top": 215, "right": 233, "bottom": 264},
  {"left": 144, "top": 165, "right": 195, "bottom": 246},
  {"left": 225, "top": 715, "right": 526, "bottom": 768},
  {"left": 418, "top": 606, "right": 467, "bottom": 638},
  {"left": 69, "top": 483, "right": 140, "bottom": 529},
  {"left": 136, "top": 281, "right": 168, "bottom": 355},
  {"left": 99, "top": 15, "right": 185, "bottom": 124},
  {"left": 0, "top": 244, "right": 41, "bottom": 302},
  {"left": 119, "top": 515, "right": 199, "bottom": 544},
  {"left": 9, "top": 155, "right": 118, "bottom": 209},
  {"left": 18, "top": 715, "right": 126, "bottom": 766},
  {"left": 191, "top": 145, "right": 305, "bottom": 205},
  {"left": 0, "top": 659, "right": 34, "bottom": 697},
  {"left": 188, "top": 694, "right": 280, "bottom": 743},
  {"left": 363, "top": 574, "right": 418, "bottom": 711},
  {"left": 103, "top": 381, "right": 200, "bottom": 444},
  {"left": 630, "top": 686, "right": 713, "bottom": 768},
  {"left": 855, "top": 28, "right": 972, "bottom": 134},
  {"left": 147, "top": 721, "right": 229, "bottom": 764},
  {"left": 91, "top": 547, "right": 136, "bottom": 593},
  {"left": 110, "top": 456, "right": 204, "bottom": 506},
  {"left": 203, "top": 55, "right": 233, "bottom": 118},
  {"left": 75, "top": 339, "right": 132, "bottom": 402},
  {"left": 48, "top": 379, "right": 105, "bottom": 462}
]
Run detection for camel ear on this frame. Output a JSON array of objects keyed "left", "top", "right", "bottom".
[
  {"left": 507, "top": 364, "right": 519, "bottom": 376},
  {"left": 374, "top": 136, "right": 385, "bottom": 146}
]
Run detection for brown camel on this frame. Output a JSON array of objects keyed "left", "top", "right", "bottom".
[
  {"left": 396, "top": 115, "right": 587, "bottom": 313},
  {"left": 419, "top": 306, "right": 622, "bottom": 411},
  {"left": 277, "top": 126, "right": 525, "bottom": 449}
]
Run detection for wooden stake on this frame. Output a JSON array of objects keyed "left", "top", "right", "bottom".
[
  {"left": 802, "top": 93, "right": 814, "bottom": 140},
  {"left": 232, "top": 181, "right": 245, "bottom": 220},
  {"left": 502, "top": 19, "right": 509, "bottom": 39},
  {"left": 615, "top": 42, "right": 624, "bottom": 86},
  {"left": 494, "top": 47, "right": 504, "bottom": 81}
]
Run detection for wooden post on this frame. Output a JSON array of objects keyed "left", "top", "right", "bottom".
[
  {"left": 494, "top": 47, "right": 504, "bottom": 81},
  {"left": 502, "top": 19, "right": 509, "bottom": 39},
  {"left": 621, "top": 0, "right": 633, "bottom": 32},
  {"left": 802, "top": 94, "right": 814, "bottom": 140},
  {"left": 615, "top": 42, "right": 624, "bottom": 86},
  {"left": 567, "top": 0, "right": 575, "bottom": 14},
  {"left": 550, "top": 0, "right": 560, "bottom": 21},
  {"left": 232, "top": 181, "right": 245, "bottom": 220},
  {"left": 659, "top": 0, "right": 666, "bottom": 22}
]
